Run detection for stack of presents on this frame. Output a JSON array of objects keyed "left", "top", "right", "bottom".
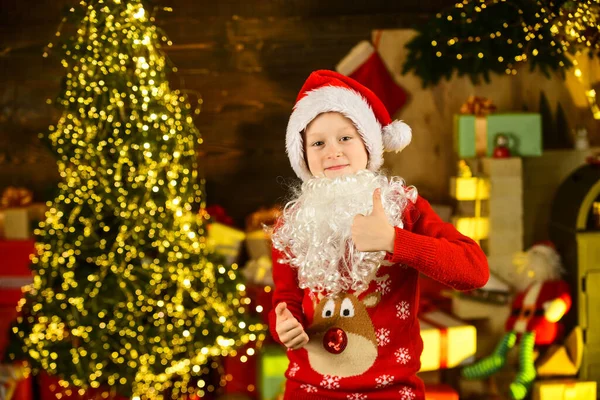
[
  {"left": 0, "top": 187, "right": 45, "bottom": 400},
  {"left": 446, "top": 97, "right": 597, "bottom": 400}
]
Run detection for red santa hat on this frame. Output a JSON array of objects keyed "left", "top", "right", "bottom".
[{"left": 286, "top": 70, "right": 412, "bottom": 181}]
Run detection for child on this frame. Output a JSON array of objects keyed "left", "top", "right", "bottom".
[{"left": 269, "top": 70, "right": 489, "bottom": 400}]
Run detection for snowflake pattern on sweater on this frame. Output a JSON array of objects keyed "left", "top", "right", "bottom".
[
  {"left": 376, "top": 276, "right": 391, "bottom": 296},
  {"left": 347, "top": 394, "right": 368, "bottom": 400},
  {"left": 375, "top": 374, "right": 395, "bottom": 388},
  {"left": 321, "top": 375, "right": 341, "bottom": 390},
  {"left": 395, "top": 347, "right": 411, "bottom": 364},
  {"left": 396, "top": 301, "right": 410, "bottom": 319},
  {"left": 376, "top": 328, "right": 390, "bottom": 347},
  {"left": 289, "top": 362, "right": 300, "bottom": 377},
  {"left": 399, "top": 386, "right": 416, "bottom": 399}
]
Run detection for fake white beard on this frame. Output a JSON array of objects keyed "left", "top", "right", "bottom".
[{"left": 272, "top": 169, "right": 417, "bottom": 296}]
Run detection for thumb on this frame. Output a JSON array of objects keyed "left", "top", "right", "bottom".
[
  {"left": 275, "top": 302, "right": 292, "bottom": 320},
  {"left": 372, "top": 188, "right": 385, "bottom": 215}
]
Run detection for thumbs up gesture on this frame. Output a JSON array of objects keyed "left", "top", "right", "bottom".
[
  {"left": 351, "top": 188, "right": 396, "bottom": 253},
  {"left": 275, "top": 302, "right": 309, "bottom": 350}
]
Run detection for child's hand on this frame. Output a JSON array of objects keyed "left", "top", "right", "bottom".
[
  {"left": 352, "top": 188, "right": 395, "bottom": 253},
  {"left": 275, "top": 302, "right": 309, "bottom": 350}
]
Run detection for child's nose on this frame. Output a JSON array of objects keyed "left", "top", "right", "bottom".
[{"left": 326, "top": 144, "right": 343, "bottom": 159}]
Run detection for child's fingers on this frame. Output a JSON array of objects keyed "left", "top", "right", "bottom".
[
  {"left": 275, "top": 302, "right": 287, "bottom": 316},
  {"left": 275, "top": 302, "right": 287, "bottom": 315},
  {"left": 278, "top": 323, "right": 304, "bottom": 343},
  {"left": 275, "top": 302, "right": 293, "bottom": 321},
  {"left": 288, "top": 332, "right": 309, "bottom": 350},
  {"left": 276, "top": 318, "right": 301, "bottom": 338}
]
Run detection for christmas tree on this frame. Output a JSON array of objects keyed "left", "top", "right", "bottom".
[
  {"left": 403, "top": 0, "right": 600, "bottom": 87},
  {"left": 8, "top": 1, "right": 263, "bottom": 398}
]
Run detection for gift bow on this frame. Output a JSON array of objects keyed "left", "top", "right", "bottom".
[
  {"left": 460, "top": 96, "right": 497, "bottom": 116},
  {"left": 1, "top": 186, "right": 33, "bottom": 209},
  {"left": 200, "top": 205, "right": 235, "bottom": 227},
  {"left": 245, "top": 206, "right": 282, "bottom": 232}
]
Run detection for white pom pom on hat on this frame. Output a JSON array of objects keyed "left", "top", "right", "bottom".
[{"left": 285, "top": 70, "right": 412, "bottom": 181}]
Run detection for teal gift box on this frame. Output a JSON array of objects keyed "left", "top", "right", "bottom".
[
  {"left": 455, "top": 113, "right": 542, "bottom": 158},
  {"left": 259, "top": 345, "right": 289, "bottom": 400}
]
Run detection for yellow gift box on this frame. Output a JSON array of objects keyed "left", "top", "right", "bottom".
[
  {"left": 419, "top": 310, "right": 477, "bottom": 372},
  {"left": 0, "top": 203, "right": 47, "bottom": 240},
  {"left": 532, "top": 380, "right": 597, "bottom": 400},
  {"left": 207, "top": 222, "right": 246, "bottom": 264},
  {"left": 449, "top": 177, "right": 490, "bottom": 201}
]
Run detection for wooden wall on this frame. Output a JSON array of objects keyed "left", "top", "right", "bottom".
[
  {"left": 0, "top": 0, "right": 455, "bottom": 226},
  {"left": 2, "top": 0, "right": 598, "bottom": 228}
]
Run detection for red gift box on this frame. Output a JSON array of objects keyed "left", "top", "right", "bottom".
[
  {"left": 0, "top": 240, "right": 35, "bottom": 278},
  {"left": 0, "top": 240, "right": 35, "bottom": 359},
  {"left": 425, "top": 383, "right": 459, "bottom": 400}
]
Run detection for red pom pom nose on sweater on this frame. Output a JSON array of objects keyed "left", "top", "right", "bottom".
[{"left": 323, "top": 327, "right": 348, "bottom": 354}]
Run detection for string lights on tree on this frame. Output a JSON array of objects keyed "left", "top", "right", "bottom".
[
  {"left": 8, "top": 0, "right": 264, "bottom": 398},
  {"left": 403, "top": 0, "right": 600, "bottom": 87}
]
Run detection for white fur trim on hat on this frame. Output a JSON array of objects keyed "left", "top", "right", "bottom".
[
  {"left": 286, "top": 85, "right": 384, "bottom": 181},
  {"left": 383, "top": 120, "right": 412, "bottom": 153}
]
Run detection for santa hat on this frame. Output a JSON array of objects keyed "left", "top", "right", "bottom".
[{"left": 286, "top": 70, "right": 412, "bottom": 181}]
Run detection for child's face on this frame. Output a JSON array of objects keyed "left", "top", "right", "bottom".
[{"left": 304, "top": 112, "right": 368, "bottom": 179}]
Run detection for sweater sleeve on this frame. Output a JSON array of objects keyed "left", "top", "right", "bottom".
[
  {"left": 268, "top": 245, "right": 307, "bottom": 344},
  {"left": 384, "top": 195, "right": 489, "bottom": 291}
]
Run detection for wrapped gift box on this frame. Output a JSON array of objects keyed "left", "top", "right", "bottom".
[
  {"left": 419, "top": 310, "right": 476, "bottom": 372},
  {"left": 0, "top": 240, "right": 35, "bottom": 279},
  {"left": 455, "top": 113, "right": 542, "bottom": 158},
  {"left": 0, "top": 203, "right": 47, "bottom": 240},
  {"left": 258, "top": 345, "right": 288, "bottom": 400},
  {"left": 532, "top": 379, "right": 596, "bottom": 400},
  {"left": 243, "top": 256, "right": 274, "bottom": 287},
  {"left": 449, "top": 177, "right": 490, "bottom": 201},
  {"left": 207, "top": 223, "right": 246, "bottom": 265},
  {"left": 536, "top": 327, "right": 583, "bottom": 377},
  {"left": 0, "top": 364, "right": 31, "bottom": 400},
  {"left": 0, "top": 240, "right": 35, "bottom": 358},
  {"left": 487, "top": 113, "right": 542, "bottom": 157}
]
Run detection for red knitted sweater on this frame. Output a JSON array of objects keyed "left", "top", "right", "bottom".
[{"left": 269, "top": 195, "right": 489, "bottom": 400}]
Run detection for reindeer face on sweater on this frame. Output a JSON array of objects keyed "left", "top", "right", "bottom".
[{"left": 305, "top": 292, "right": 381, "bottom": 377}]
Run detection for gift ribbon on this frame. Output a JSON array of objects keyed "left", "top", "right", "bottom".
[
  {"left": 459, "top": 96, "right": 497, "bottom": 116},
  {"left": 564, "top": 382, "right": 577, "bottom": 400},
  {"left": 1, "top": 187, "right": 33, "bottom": 209},
  {"left": 245, "top": 206, "right": 281, "bottom": 232},
  {"left": 420, "top": 314, "right": 449, "bottom": 369}
]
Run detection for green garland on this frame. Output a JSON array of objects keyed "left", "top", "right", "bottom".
[{"left": 403, "top": 0, "right": 599, "bottom": 87}]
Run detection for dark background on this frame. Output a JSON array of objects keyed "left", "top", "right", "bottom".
[{"left": 0, "top": 0, "right": 457, "bottom": 226}]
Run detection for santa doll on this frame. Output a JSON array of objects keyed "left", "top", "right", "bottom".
[{"left": 462, "top": 241, "right": 571, "bottom": 400}]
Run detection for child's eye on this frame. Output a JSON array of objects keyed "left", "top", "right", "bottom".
[
  {"left": 340, "top": 136, "right": 352, "bottom": 141},
  {"left": 311, "top": 141, "right": 324, "bottom": 147}
]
